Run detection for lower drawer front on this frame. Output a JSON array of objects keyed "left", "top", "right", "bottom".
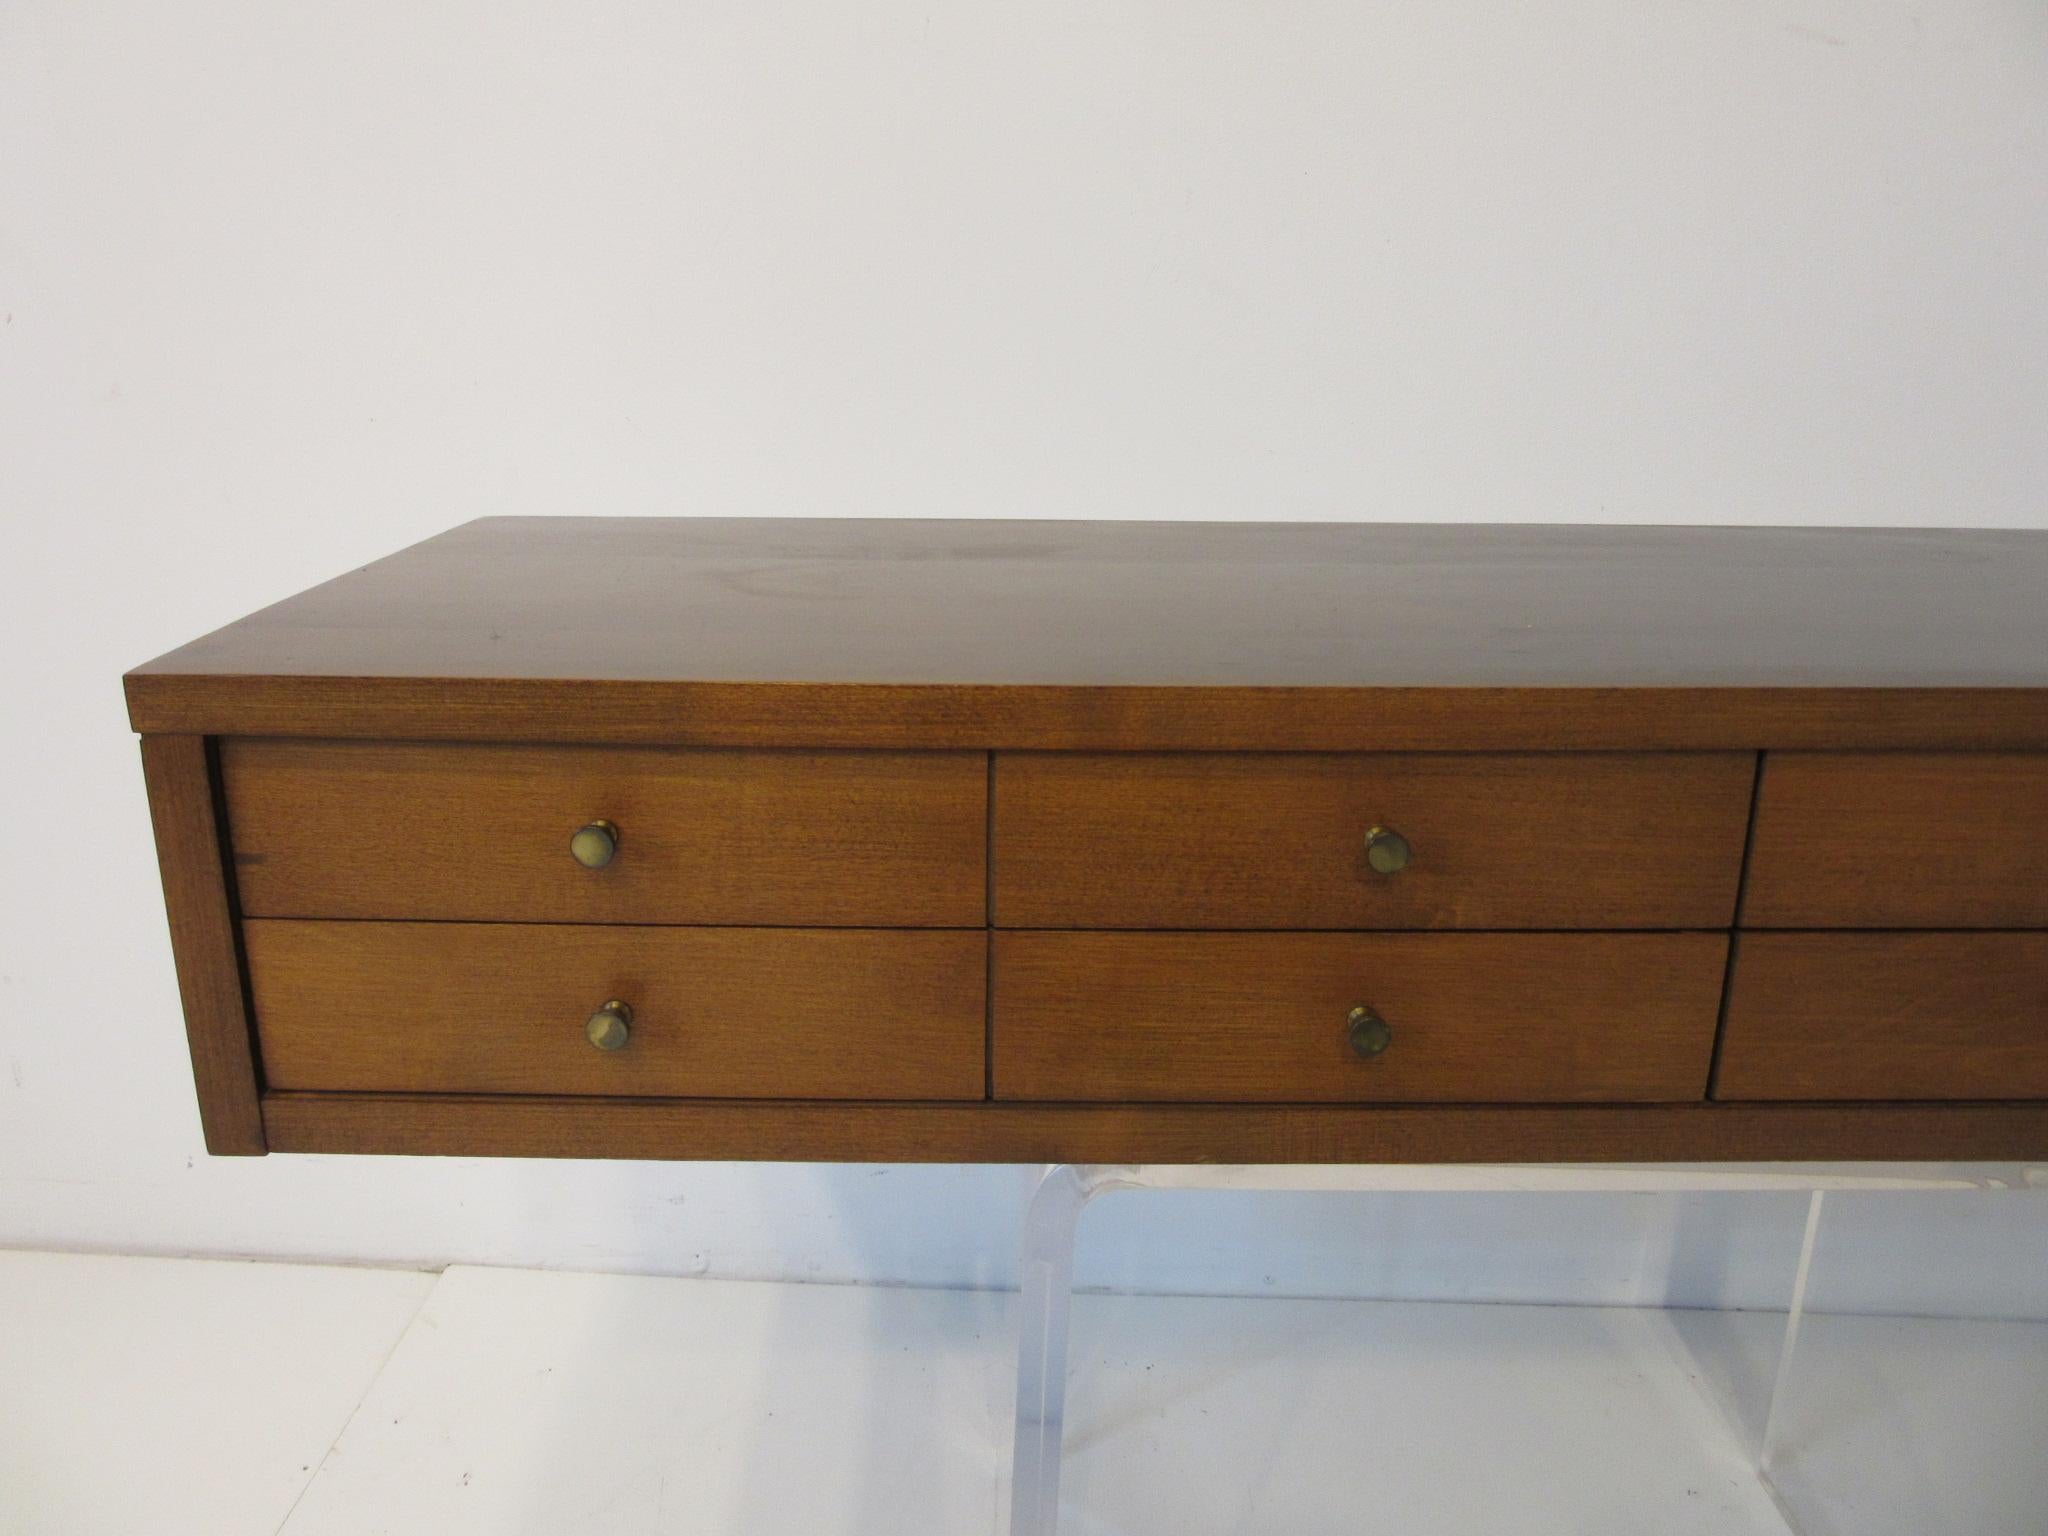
[
  {"left": 247, "top": 921, "right": 986, "bottom": 1099},
  {"left": 1717, "top": 933, "right": 2048, "bottom": 1101},
  {"left": 993, "top": 932, "right": 1726, "bottom": 1103}
]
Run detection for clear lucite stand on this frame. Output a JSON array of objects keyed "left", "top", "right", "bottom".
[{"left": 1008, "top": 1162, "right": 2048, "bottom": 1536}]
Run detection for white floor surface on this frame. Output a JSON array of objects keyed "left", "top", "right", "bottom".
[
  {"left": 0, "top": 1251, "right": 435, "bottom": 1536},
  {"left": 3, "top": 1251, "right": 2044, "bottom": 1536}
]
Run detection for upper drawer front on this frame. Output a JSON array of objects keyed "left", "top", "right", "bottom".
[
  {"left": 247, "top": 921, "right": 986, "bottom": 1099},
  {"left": 1717, "top": 933, "right": 2048, "bottom": 1101},
  {"left": 1742, "top": 753, "right": 2048, "bottom": 928},
  {"left": 994, "top": 752, "right": 1754, "bottom": 929},
  {"left": 223, "top": 740, "right": 987, "bottom": 926},
  {"left": 993, "top": 931, "right": 1726, "bottom": 1102}
]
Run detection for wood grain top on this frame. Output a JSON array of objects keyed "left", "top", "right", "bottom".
[{"left": 126, "top": 519, "right": 2048, "bottom": 748}]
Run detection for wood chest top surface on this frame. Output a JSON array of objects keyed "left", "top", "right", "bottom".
[{"left": 126, "top": 519, "right": 2048, "bottom": 750}]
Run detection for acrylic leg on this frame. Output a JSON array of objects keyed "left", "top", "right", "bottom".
[
  {"left": 1757, "top": 1189, "right": 1824, "bottom": 1532},
  {"left": 1008, "top": 1165, "right": 1139, "bottom": 1536}
]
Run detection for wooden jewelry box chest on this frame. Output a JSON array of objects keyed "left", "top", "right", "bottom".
[{"left": 126, "top": 519, "right": 2048, "bottom": 1164}]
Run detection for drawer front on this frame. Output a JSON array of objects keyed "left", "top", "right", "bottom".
[
  {"left": 994, "top": 752, "right": 1754, "bottom": 929},
  {"left": 247, "top": 921, "right": 986, "bottom": 1099},
  {"left": 1717, "top": 933, "right": 2048, "bottom": 1101},
  {"left": 992, "top": 932, "right": 1726, "bottom": 1102},
  {"left": 1742, "top": 753, "right": 2048, "bottom": 928},
  {"left": 223, "top": 740, "right": 986, "bottom": 926}
]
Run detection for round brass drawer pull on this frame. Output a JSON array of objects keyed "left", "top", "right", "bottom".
[
  {"left": 570, "top": 820, "right": 620, "bottom": 869},
  {"left": 585, "top": 999, "right": 633, "bottom": 1052},
  {"left": 1364, "top": 825, "right": 1411, "bottom": 875},
  {"left": 1347, "top": 1005, "right": 1393, "bottom": 1059}
]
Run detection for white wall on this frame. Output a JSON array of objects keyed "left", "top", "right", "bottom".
[{"left": 4, "top": 0, "right": 2045, "bottom": 1315}]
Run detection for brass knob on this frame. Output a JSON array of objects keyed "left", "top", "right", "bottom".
[
  {"left": 1347, "top": 1005, "right": 1393, "bottom": 1059},
  {"left": 585, "top": 1000, "right": 633, "bottom": 1052},
  {"left": 1364, "top": 825, "right": 1411, "bottom": 875},
  {"left": 570, "top": 820, "right": 619, "bottom": 869}
]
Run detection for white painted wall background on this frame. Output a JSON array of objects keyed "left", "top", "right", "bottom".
[{"left": 3, "top": 0, "right": 2046, "bottom": 1315}]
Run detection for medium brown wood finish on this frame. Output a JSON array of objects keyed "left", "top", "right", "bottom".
[
  {"left": 994, "top": 753, "right": 1753, "bottom": 929},
  {"left": 260, "top": 1094, "right": 2048, "bottom": 1165},
  {"left": 126, "top": 520, "right": 2048, "bottom": 1164},
  {"left": 1717, "top": 933, "right": 2048, "bottom": 1101},
  {"left": 126, "top": 521, "right": 2048, "bottom": 751},
  {"left": 223, "top": 740, "right": 987, "bottom": 926},
  {"left": 993, "top": 932, "right": 1726, "bottom": 1103},
  {"left": 246, "top": 922, "right": 985, "bottom": 1099},
  {"left": 1742, "top": 752, "right": 2048, "bottom": 928},
  {"left": 139, "top": 736, "right": 265, "bottom": 1155},
  {"left": 124, "top": 675, "right": 2048, "bottom": 752}
]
